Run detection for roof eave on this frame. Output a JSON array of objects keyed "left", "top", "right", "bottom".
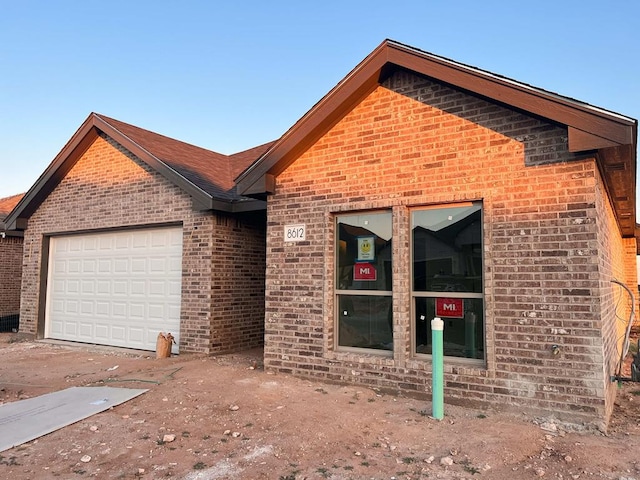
[
  {"left": 4, "top": 115, "right": 100, "bottom": 230},
  {"left": 5, "top": 113, "right": 225, "bottom": 230},
  {"left": 237, "top": 39, "right": 637, "bottom": 236},
  {"left": 236, "top": 41, "right": 390, "bottom": 195},
  {"left": 596, "top": 138, "right": 637, "bottom": 237},
  {"left": 0, "top": 220, "right": 24, "bottom": 237},
  {"left": 210, "top": 198, "right": 266, "bottom": 213}
]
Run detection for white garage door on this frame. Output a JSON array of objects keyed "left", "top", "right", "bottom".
[{"left": 45, "top": 227, "right": 183, "bottom": 352}]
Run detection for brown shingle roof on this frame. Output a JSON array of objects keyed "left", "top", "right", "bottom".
[
  {"left": 97, "top": 115, "right": 273, "bottom": 202},
  {"left": 4, "top": 113, "right": 275, "bottom": 231},
  {"left": 0, "top": 193, "right": 24, "bottom": 221}
]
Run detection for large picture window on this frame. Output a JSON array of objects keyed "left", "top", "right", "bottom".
[
  {"left": 412, "top": 203, "right": 484, "bottom": 360},
  {"left": 336, "top": 211, "right": 392, "bottom": 351}
]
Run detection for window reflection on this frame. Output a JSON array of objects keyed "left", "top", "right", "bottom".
[
  {"left": 413, "top": 205, "right": 482, "bottom": 293},
  {"left": 336, "top": 212, "right": 392, "bottom": 351},
  {"left": 412, "top": 204, "right": 484, "bottom": 360}
]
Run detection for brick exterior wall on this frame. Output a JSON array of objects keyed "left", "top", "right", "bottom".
[
  {"left": 622, "top": 239, "right": 639, "bottom": 329},
  {"left": 20, "top": 133, "right": 264, "bottom": 354},
  {"left": 263, "top": 70, "right": 624, "bottom": 426},
  {"left": 210, "top": 211, "right": 266, "bottom": 351},
  {"left": 0, "top": 236, "right": 23, "bottom": 318},
  {"left": 594, "top": 164, "right": 638, "bottom": 420}
]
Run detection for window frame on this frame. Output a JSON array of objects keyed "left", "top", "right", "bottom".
[
  {"left": 410, "top": 202, "right": 486, "bottom": 365},
  {"left": 334, "top": 209, "right": 393, "bottom": 356}
]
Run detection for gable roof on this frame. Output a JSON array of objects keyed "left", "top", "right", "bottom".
[
  {"left": 236, "top": 39, "right": 637, "bottom": 237},
  {"left": 5, "top": 113, "right": 274, "bottom": 230},
  {"left": 0, "top": 193, "right": 25, "bottom": 236}
]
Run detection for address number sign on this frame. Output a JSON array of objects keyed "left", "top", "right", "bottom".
[{"left": 284, "top": 224, "right": 306, "bottom": 242}]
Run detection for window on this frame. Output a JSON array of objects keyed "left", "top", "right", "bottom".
[
  {"left": 412, "top": 203, "right": 484, "bottom": 360},
  {"left": 336, "top": 211, "right": 392, "bottom": 351}
]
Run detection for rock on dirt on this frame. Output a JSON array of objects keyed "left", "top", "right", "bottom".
[{"left": 0, "top": 333, "right": 639, "bottom": 480}]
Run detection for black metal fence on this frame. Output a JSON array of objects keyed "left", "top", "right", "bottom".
[{"left": 0, "top": 314, "right": 19, "bottom": 332}]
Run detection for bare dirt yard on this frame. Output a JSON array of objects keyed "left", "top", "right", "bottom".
[{"left": 0, "top": 333, "right": 638, "bottom": 480}]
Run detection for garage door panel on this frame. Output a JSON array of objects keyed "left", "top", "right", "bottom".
[
  {"left": 148, "top": 257, "right": 166, "bottom": 273},
  {"left": 168, "top": 280, "right": 181, "bottom": 296},
  {"left": 65, "top": 300, "right": 79, "bottom": 314},
  {"left": 53, "top": 260, "right": 66, "bottom": 274},
  {"left": 96, "top": 302, "right": 110, "bottom": 316},
  {"left": 95, "top": 324, "right": 109, "bottom": 340},
  {"left": 80, "top": 301, "right": 94, "bottom": 314},
  {"left": 112, "top": 302, "right": 127, "bottom": 317},
  {"left": 133, "top": 235, "right": 148, "bottom": 248},
  {"left": 114, "top": 259, "right": 128, "bottom": 273},
  {"left": 169, "top": 229, "right": 182, "bottom": 244},
  {"left": 64, "top": 322, "right": 78, "bottom": 336},
  {"left": 148, "top": 304, "right": 165, "bottom": 320},
  {"left": 79, "top": 322, "right": 93, "bottom": 337},
  {"left": 169, "top": 257, "right": 182, "bottom": 271},
  {"left": 129, "top": 327, "right": 144, "bottom": 343},
  {"left": 67, "top": 259, "right": 80, "bottom": 273},
  {"left": 67, "top": 280, "right": 80, "bottom": 294},
  {"left": 111, "top": 325, "right": 126, "bottom": 342},
  {"left": 50, "top": 319, "right": 63, "bottom": 335},
  {"left": 46, "top": 227, "right": 182, "bottom": 352},
  {"left": 168, "top": 304, "right": 180, "bottom": 319},
  {"left": 83, "top": 236, "right": 98, "bottom": 250},
  {"left": 54, "top": 238, "right": 68, "bottom": 253},
  {"left": 131, "top": 280, "right": 146, "bottom": 295},
  {"left": 113, "top": 281, "right": 127, "bottom": 296},
  {"left": 82, "top": 259, "right": 96, "bottom": 273},
  {"left": 131, "top": 258, "right": 147, "bottom": 273},
  {"left": 96, "top": 281, "right": 111, "bottom": 295},
  {"left": 149, "top": 280, "right": 166, "bottom": 296},
  {"left": 51, "top": 299, "right": 64, "bottom": 313},
  {"left": 52, "top": 279, "right": 65, "bottom": 294},
  {"left": 97, "top": 259, "right": 111, "bottom": 273},
  {"left": 69, "top": 238, "right": 83, "bottom": 252},
  {"left": 81, "top": 280, "right": 95, "bottom": 294},
  {"left": 115, "top": 235, "right": 129, "bottom": 249},
  {"left": 130, "top": 303, "right": 145, "bottom": 318}
]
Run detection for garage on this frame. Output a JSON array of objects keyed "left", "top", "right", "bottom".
[{"left": 45, "top": 227, "right": 183, "bottom": 352}]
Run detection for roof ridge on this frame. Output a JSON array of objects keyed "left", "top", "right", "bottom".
[{"left": 94, "top": 113, "right": 231, "bottom": 158}]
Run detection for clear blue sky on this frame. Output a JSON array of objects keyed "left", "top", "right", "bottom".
[{"left": 1, "top": 1, "right": 638, "bottom": 216}]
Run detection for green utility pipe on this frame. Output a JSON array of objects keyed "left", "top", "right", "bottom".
[{"left": 431, "top": 317, "right": 444, "bottom": 420}]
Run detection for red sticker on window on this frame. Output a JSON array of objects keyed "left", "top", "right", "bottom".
[
  {"left": 354, "top": 263, "right": 377, "bottom": 281},
  {"left": 435, "top": 298, "right": 464, "bottom": 318}
]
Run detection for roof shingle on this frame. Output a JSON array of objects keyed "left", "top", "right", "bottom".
[
  {"left": 0, "top": 193, "right": 25, "bottom": 221},
  {"left": 97, "top": 114, "right": 274, "bottom": 201}
]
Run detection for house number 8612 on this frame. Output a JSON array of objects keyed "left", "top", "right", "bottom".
[{"left": 284, "top": 224, "right": 306, "bottom": 242}]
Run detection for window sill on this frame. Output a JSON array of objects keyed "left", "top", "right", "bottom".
[
  {"left": 411, "top": 352, "right": 486, "bottom": 369},
  {"left": 328, "top": 347, "right": 395, "bottom": 365}
]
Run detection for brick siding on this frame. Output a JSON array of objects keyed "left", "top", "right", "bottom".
[
  {"left": 594, "top": 165, "right": 637, "bottom": 419},
  {"left": 210, "top": 211, "right": 266, "bottom": 352},
  {"left": 20, "top": 133, "right": 264, "bottom": 354},
  {"left": 0, "top": 236, "right": 23, "bottom": 318},
  {"left": 264, "top": 70, "right": 626, "bottom": 426}
]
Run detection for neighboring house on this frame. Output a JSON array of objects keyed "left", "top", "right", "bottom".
[
  {"left": 237, "top": 40, "right": 638, "bottom": 426},
  {"left": 4, "top": 113, "right": 272, "bottom": 353},
  {"left": 636, "top": 223, "right": 640, "bottom": 322},
  {"left": 0, "top": 193, "right": 25, "bottom": 331}
]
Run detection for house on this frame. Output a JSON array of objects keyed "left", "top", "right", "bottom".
[
  {"left": 0, "top": 193, "right": 25, "bottom": 331},
  {"left": 4, "top": 113, "right": 272, "bottom": 353},
  {"left": 237, "top": 40, "right": 638, "bottom": 426}
]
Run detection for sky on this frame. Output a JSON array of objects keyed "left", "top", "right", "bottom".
[{"left": 1, "top": 1, "right": 638, "bottom": 216}]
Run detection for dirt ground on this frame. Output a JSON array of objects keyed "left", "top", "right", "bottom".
[{"left": 0, "top": 334, "right": 638, "bottom": 480}]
